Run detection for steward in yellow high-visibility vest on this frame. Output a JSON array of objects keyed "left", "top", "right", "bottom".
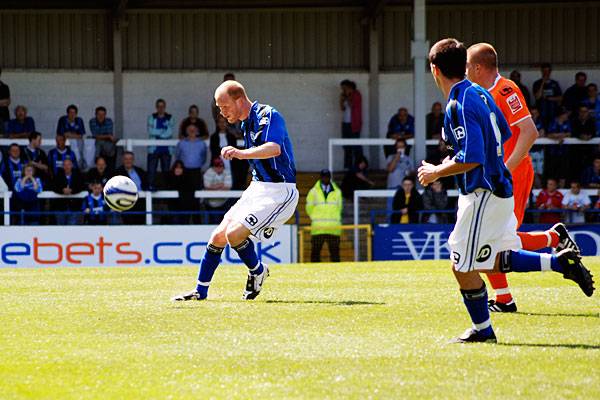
[{"left": 305, "top": 169, "right": 343, "bottom": 262}]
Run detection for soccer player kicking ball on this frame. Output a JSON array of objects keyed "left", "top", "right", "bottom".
[
  {"left": 173, "top": 80, "right": 298, "bottom": 301},
  {"left": 467, "top": 43, "right": 581, "bottom": 313},
  {"left": 419, "top": 38, "right": 594, "bottom": 343}
]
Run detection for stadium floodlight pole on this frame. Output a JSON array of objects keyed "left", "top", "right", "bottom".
[{"left": 411, "top": 0, "right": 429, "bottom": 168}]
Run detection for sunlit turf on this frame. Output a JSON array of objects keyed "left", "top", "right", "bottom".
[{"left": 0, "top": 259, "right": 599, "bottom": 399}]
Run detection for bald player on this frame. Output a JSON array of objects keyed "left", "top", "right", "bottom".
[
  {"left": 467, "top": 43, "right": 581, "bottom": 312},
  {"left": 173, "top": 80, "right": 298, "bottom": 301}
]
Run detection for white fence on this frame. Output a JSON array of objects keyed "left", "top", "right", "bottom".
[
  {"left": 1, "top": 190, "right": 243, "bottom": 226},
  {"left": 328, "top": 138, "right": 600, "bottom": 173}
]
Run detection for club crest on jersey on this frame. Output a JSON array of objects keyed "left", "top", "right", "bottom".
[
  {"left": 506, "top": 93, "right": 523, "bottom": 114},
  {"left": 453, "top": 126, "right": 466, "bottom": 140}
]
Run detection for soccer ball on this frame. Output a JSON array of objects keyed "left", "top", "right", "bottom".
[{"left": 103, "top": 176, "right": 139, "bottom": 212}]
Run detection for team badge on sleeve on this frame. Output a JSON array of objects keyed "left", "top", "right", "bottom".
[{"left": 506, "top": 93, "right": 523, "bottom": 114}]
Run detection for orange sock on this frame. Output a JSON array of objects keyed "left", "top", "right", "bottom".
[
  {"left": 517, "top": 231, "right": 559, "bottom": 251},
  {"left": 486, "top": 273, "right": 513, "bottom": 304}
]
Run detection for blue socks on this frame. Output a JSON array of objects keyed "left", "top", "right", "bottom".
[
  {"left": 461, "top": 284, "right": 494, "bottom": 337},
  {"left": 233, "top": 239, "right": 263, "bottom": 275},
  {"left": 196, "top": 244, "right": 224, "bottom": 298},
  {"left": 506, "top": 250, "right": 563, "bottom": 273}
]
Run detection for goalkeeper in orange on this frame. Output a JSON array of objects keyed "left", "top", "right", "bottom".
[{"left": 466, "top": 43, "right": 581, "bottom": 312}]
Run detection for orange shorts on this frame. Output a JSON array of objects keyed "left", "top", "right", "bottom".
[{"left": 512, "top": 160, "right": 534, "bottom": 228}]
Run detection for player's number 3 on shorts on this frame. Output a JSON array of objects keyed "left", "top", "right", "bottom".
[{"left": 489, "top": 112, "right": 503, "bottom": 157}]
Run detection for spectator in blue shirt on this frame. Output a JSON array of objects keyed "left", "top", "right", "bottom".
[
  {"left": 546, "top": 109, "right": 572, "bottom": 181},
  {"left": 582, "top": 83, "right": 600, "bottom": 135},
  {"left": 385, "top": 107, "right": 414, "bottom": 157},
  {"left": 13, "top": 163, "right": 43, "bottom": 225},
  {"left": 82, "top": 181, "right": 108, "bottom": 225},
  {"left": 533, "top": 63, "right": 563, "bottom": 126},
  {"left": 48, "top": 134, "right": 79, "bottom": 176},
  {"left": 1, "top": 143, "right": 24, "bottom": 190},
  {"left": 147, "top": 98, "right": 174, "bottom": 189},
  {"left": 6, "top": 105, "right": 35, "bottom": 138},
  {"left": 175, "top": 124, "right": 207, "bottom": 190},
  {"left": 114, "top": 151, "right": 148, "bottom": 225},
  {"left": 56, "top": 104, "right": 86, "bottom": 168},
  {"left": 582, "top": 157, "right": 600, "bottom": 189},
  {"left": 52, "top": 158, "right": 85, "bottom": 226},
  {"left": 89, "top": 106, "right": 117, "bottom": 170}
]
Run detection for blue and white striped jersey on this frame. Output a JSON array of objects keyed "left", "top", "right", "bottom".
[{"left": 241, "top": 101, "right": 296, "bottom": 184}]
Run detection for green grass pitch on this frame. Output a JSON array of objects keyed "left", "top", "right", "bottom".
[{"left": 1, "top": 259, "right": 599, "bottom": 399}]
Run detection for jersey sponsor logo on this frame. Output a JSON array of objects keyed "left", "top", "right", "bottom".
[
  {"left": 507, "top": 93, "right": 523, "bottom": 114},
  {"left": 245, "top": 214, "right": 258, "bottom": 226},
  {"left": 500, "top": 86, "right": 514, "bottom": 96},
  {"left": 259, "top": 116, "right": 270, "bottom": 126},
  {"left": 452, "top": 126, "right": 466, "bottom": 140},
  {"left": 249, "top": 131, "right": 260, "bottom": 141},
  {"left": 475, "top": 244, "right": 492, "bottom": 263},
  {"left": 263, "top": 227, "right": 275, "bottom": 239}
]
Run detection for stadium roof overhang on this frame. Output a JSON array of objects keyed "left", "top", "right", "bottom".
[{"left": 0, "top": 0, "right": 576, "bottom": 10}]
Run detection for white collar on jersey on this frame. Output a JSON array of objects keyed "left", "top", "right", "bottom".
[{"left": 488, "top": 74, "right": 502, "bottom": 91}]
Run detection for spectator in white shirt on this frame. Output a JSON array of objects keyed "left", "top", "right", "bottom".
[
  {"left": 203, "top": 156, "right": 233, "bottom": 224},
  {"left": 562, "top": 181, "right": 591, "bottom": 223}
]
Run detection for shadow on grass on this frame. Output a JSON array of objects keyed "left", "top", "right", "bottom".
[
  {"left": 265, "top": 299, "right": 385, "bottom": 306},
  {"left": 498, "top": 342, "right": 600, "bottom": 350},
  {"left": 518, "top": 312, "right": 599, "bottom": 318}
]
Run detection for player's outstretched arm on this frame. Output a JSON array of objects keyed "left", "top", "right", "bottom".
[
  {"left": 418, "top": 159, "right": 479, "bottom": 186},
  {"left": 221, "top": 142, "right": 281, "bottom": 160}
]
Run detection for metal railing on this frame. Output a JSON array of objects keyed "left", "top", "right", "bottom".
[
  {"left": 328, "top": 137, "right": 600, "bottom": 173},
  {"left": 0, "top": 138, "right": 244, "bottom": 149}
]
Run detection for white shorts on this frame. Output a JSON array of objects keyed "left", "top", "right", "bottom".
[
  {"left": 224, "top": 181, "right": 299, "bottom": 241},
  {"left": 449, "top": 191, "right": 522, "bottom": 272}
]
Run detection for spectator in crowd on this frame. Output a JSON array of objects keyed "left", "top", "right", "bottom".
[
  {"left": 53, "top": 158, "right": 84, "bottom": 225},
  {"left": 147, "top": 98, "right": 174, "bottom": 190},
  {"left": 56, "top": 104, "right": 86, "bottom": 167},
  {"left": 535, "top": 178, "right": 564, "bottom": 224},
  {"left": 306, "top": 169, "right": 343, "bottom": 263},
  {"left": 391, "top": 177, "right": 423, "bottom": 224},
  {"left": 86, "top": 156, "right": 112, "bottom": 188},
  {"left": 210, "top": 114, "right": 247, "bottom": 189},
  {"left": 211, "top": 72, "right": 236, "bottom": 123},
  {"left": 510, "top": 70, "right": 532, "bottom": 107},
  {"left": 582, "top": 83, "right": 600, "bottom": 135},
  {"left": 582, "top": 157, "right": 600, "bottom": 188},
  {"left": 530, "top": 106, "right": 546, "bottom": 135},
  {"left": 22, "top": 131, "right": 49, "bottom": 184},
  {"left": 167, "top": 160, "right": 195, "bottom": 225},
  {"left": 426, "top": 102, "right": 443, "bottom": 139},
  {"left": 203, "top": 156, "right": 233, "bottom": 224},
  {"left": 48, "top": 134, "right": 78, "bottom": 176},
  {"left": 6, "top": 105, "right": 35, "bottom": 138},
  {"left": 13, "top": 163, "right": 43, "bottom": 225},
  {"left": 422, "top": 180, "right": 448, "bottom": 223},
  {"left": 533, "top": 63, "right": 562, "bottom": 126},
  {"left": 562, "top": 72, "right": 588, "bottom": 113},
  {"left": 339, "top": 79, "right": 363, "bottom": 169},
  {"left": 175, "top": 124, "right": 207, "bottom": 191},
  {"left": 180, "top": 104, "right": 209, "bottom": 140},
  {"left": 1, "top": 143, "right": 24, "bottom": 190},
  {"left": 571, "top": 105, "right": 597, "bottom": 178},
  {"left": 545, "top": 109, "right": 571, "bottom": 180},
  {"left": 341, "top": 155, "right": 374, "bottom": 200},
  {"left": 386, "top": 138, "right": 414, "bottom": 189},
  {"left": 426, "top": 139, "right": 454, "bottom": 190},
  {"left": 89, "top": 106, "right": 117, "bottom": 170},
  {"left": 385, "top": 107, "right": 414, "bottom": 157},
  {"left": 572, "top": 105, "right": 597, "bottom": 139},
  {"left": 0, "top": 68, "right": 11, "bottom": 135},
  {"left": 562, "top": 181, "right": 590, "bottom": 223},
  {"left": 82, "top": 181, "right": 108, "bottom": 225},
  {"left": 114, "top": 151, "right": 148, "bottom": 224}
]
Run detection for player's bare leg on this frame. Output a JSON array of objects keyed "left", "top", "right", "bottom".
[{"left": 225, "top": 222, "right": 270, "bottom": 300}]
